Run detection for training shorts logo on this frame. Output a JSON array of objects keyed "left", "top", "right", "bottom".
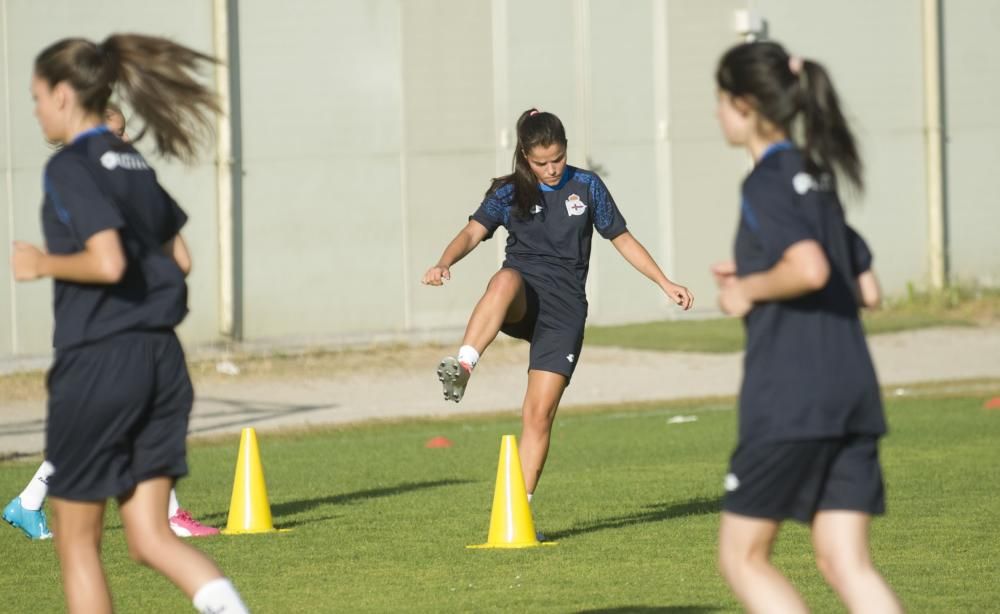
[
  {"left": 724, "top": 473, "right": 740, "bottom": 492},
  {"left": 565, "top": 194, "right": 587, "bottom": 216},
  {"left": 566, "top": 354, "right": 575, "bottom": 363}
]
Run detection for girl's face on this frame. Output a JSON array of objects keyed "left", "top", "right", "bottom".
[
  {"left": 524, "top": 143, "right": 567, "bottom": 186},
  {"left": 716, "top": 89, "right": 752, "bottom": 147},
  {"left": 31, "top": 73, "right": 67, "bottom": 144}
]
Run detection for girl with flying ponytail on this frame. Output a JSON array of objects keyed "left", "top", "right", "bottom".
[
  {"left": 13, "top": 35, "right": 247, "bottom": 613},
  {"left": 711, "top": 41, "right": 901, "bottom": 613}
]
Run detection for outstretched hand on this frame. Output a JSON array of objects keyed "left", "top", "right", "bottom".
[
  {"left": 421, "top": 265, "right": 451, "bottom": 286},
  {"left": 664, "top": 282, "right": 694, "bottom": 310}
]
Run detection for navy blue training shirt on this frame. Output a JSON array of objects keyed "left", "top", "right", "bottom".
[
  {"left": 41, "top": 125, "right": 188, "bottom": 350},
  {"left": 734, "top": 141, "right": 886, "bottom": 443},
  {"left": 470, "top": 166, "right": 627, "bottom": 299}
]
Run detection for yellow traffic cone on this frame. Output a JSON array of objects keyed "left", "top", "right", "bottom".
[
  {"left": 222, "top": 428, "right": 279, "bottom": 535},
  {"left": 468, "top": 435, "right": 556, "bottom": 548}
]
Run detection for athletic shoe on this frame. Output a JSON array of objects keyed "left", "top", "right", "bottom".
[
  {"left": 2, "top": 497, "right": 53, "bottom": 540},
  {"left": 169, "top": 508, "right": 220, "bottom": 537},
  {"left": 535, "top": 531, "right": 547, "bottom": 542},
  {"left": 437, "top": 357, "right": 472, "bottom": 403}
]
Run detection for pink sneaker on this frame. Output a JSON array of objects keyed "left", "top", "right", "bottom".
[{"left": 169, "top": 508, "right": 220, "bottom": 537}]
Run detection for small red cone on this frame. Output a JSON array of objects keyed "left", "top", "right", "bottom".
[
  {"left": 425, "top": 436, "right": 453, "bottom": 448},
  {"left": 983, "top": 397, "right": 1000, "bottom": 409}
]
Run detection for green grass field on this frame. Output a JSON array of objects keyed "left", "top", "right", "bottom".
[
  {"left": 585, "top": 288, "right": 1000, "bottom": 353},
  {"left": 584, "top": 313, "right": 984, "bottom": 355},
  {"left": 2, "top": 390, "right": 998, "bottom": 612}
]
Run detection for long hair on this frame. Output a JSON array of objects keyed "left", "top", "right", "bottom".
[
  {"left": 716, "top": 41, "right": 863, "bottom": 190},
  {"left": 34, "top": 34, "right": 220, "bottom": 162},
  {"left": 486, "top": 108, "right": 568, "bottom": 219}
]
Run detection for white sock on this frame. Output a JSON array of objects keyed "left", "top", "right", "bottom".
[
  {"left": 527, "top": 492, "right": 533, "bottom": 504},
  {"left": 457, "top": 345, "right": 480, "bottom": 369},
  {"left": 19, "top": 461, "right": 54, "bottom": 510},
  {"left": 192, "top": 578, "right": 248, "bottom": 614},
  {"left": 168, "top": 488, "right": 181, "bottom": 517}
]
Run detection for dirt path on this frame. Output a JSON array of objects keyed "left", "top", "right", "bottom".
[{"left": 2, "top": 326, "right": 998, "bottom": 457}]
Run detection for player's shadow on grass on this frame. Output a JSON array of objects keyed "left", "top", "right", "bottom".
[
  {"left": 187, "top": 397, "right": 339, "bottom": 435},
  {"left": 200, "top": 479, "right": 473, "bottom": 524},
  {"left": 576, "top": 607, "right": 723, "bottom": 613},
  {"left": 0, "top": 417, "right": 46, "bottom": 438},
  {"left": 546, "top": 496, "right": 722, "bottom": 541},
  {"left": 0, "top": 397, "right": 339, "bottom": 441}
]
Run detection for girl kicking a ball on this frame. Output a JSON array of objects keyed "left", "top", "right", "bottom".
[{"left": 422, "top": 108, "right": 693, "bottom": 515}]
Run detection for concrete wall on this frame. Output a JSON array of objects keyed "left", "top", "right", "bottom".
[
  {"left": 942, "top": 0, "right": 1000, "bottom": 287},
  {"left": 1, "top": 0, "right": 997, "bottom": 361},
  {"left": 237, "top": 0, "right": 409, "bottom": 340},
  {"left": 0, "top": 0, "right": 217, "bottom": 358},
  {"left": 753, "top": 0, "right": 931, "bottom": 293}
]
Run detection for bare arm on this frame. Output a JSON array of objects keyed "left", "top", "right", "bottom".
[
  {"left": 421, "top": 220, "right": 490, "bottom": 286},
  {"left": 739, "top": 240, "right": 829, "bottom": 302},
  {"left": 12, "top": 229, "right": 126, "bottom": 284},
  {"left": 610, "top": 230, "right": 693, "bottom": 310},
  {"left": 164, "top": 234, "right": 192, "bottom": 277},
  {"left": 857, "top": 269, "right": 881, "bottom": 309},
  {"left": 714, "top": 239, "right": 829, "bottom": 317}
]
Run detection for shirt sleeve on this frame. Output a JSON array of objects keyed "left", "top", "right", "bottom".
[
  {"left": 845, "top": 224, "right": 873, "bottom": 274},
  {"left": 158, "top": 186, "right": 189, "bottom": 243},
  {"left": 469, "top": 183, "right": 512, "bottom": 240},
  {"left": 589, "top": 174, "right": 627, "bottom": 240},
  {"left": 44, "top": 154, "right": 123, "bottom": 245},
  {"left": 740, "top": 171, "right": 816, "bottom": 262}
]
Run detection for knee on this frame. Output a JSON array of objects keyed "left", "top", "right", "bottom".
[
  {"left": 522, "top": 403, "right": 557, "bottom": 433},
  {"left": 486, "top": 269, "right": 522, "bottom": 297},
  {"left": 815, "top": 552, "right": 842, "bottom": 588},
  {"left": 127, "top": 539, "right": 150, "bottom": 565},
  {"left": 718, "top": 541, "right": 766, "bottom": 583},
  {"left": 815, "top": 551, "right": 867, "bottom": 589},
  {"left": 126, "top": 531, "right": 172, "bottom": 566},
  {"left": 717, "top": 544, "right": 743, "bottom": 582}
]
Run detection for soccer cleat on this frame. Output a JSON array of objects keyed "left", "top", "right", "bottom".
[
  {"left": 3, "top": 497, "right": 53, "bottom": 540},
  {"left": 169, "top": 508, "right": 220, "bottom": 537},
  {"left": 437, "top": 356, "right": 472, "bottom": 403}
]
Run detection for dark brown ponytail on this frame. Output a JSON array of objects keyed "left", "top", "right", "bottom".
[
  {"left": 486, "top": 108, "right": 568, "bottom": 218},
  {"left": 798, "top": 59, "right": 863, "bottom": 190},
  {"left": 34, "top": 34, "right": 220, "bottom": 162},
  {"left": 716, "top": 41, "right": 863, "bottom": 190}
]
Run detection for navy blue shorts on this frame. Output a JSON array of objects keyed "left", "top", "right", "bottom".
[
  {"left": 500, "top": 272, "right": 586, "bottom": 381},
  {"left": 722, "top": 435, "right": 885, "bottom": 523},
  {"left": 45, "top": 330, "right": 193, "bottom": 501}
]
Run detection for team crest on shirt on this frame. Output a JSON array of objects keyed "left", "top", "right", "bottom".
[{"left": 565, "top": 194, "right": 587, "bottom": 216}]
